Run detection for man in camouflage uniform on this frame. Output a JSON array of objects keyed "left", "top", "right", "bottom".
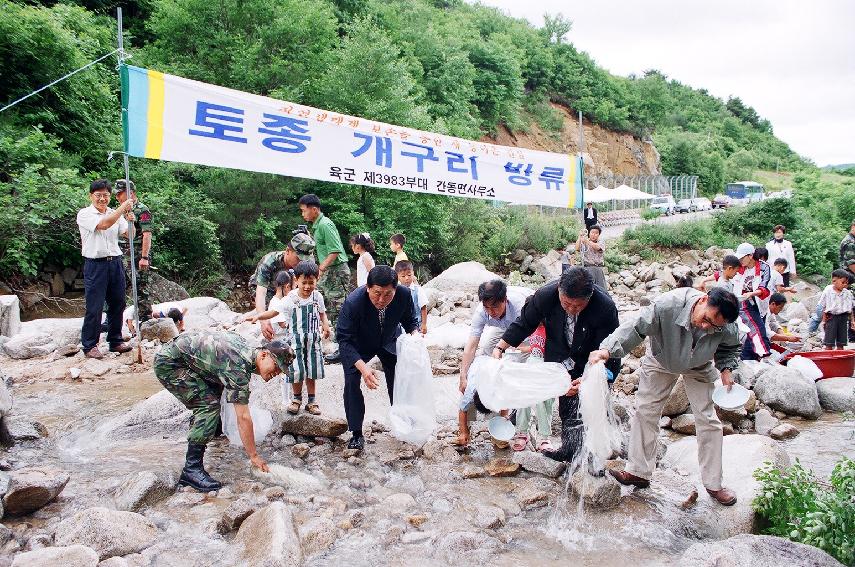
[
  {"left": 839, "top": 220, "right": 855, "bottom": 269},
  {"left": 114, "top": 180, "right": 153, "bottom": 322},
  {"left": 250, "top": 230, "right": 315, "bottom": 340},
  {"left": 298, "top": 194, "right": 350, "bottom": 362},
  {"left": 154, "top": 330, "right": 294, "bottom": 491}
]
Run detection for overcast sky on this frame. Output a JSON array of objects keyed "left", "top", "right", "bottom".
[{"left": 477, "top": 0, "right": 855, "bottom": 166}]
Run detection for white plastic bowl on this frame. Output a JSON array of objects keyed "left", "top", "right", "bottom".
[
  {"left": 487, "top": 416, "right": 515, "bottom": 441},
  {"left": 712, "top": 380, "right": 750, "bottom": 410}
]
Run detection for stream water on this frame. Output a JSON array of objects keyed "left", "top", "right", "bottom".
[{"left": 2, "top": 361, "right": 853, "bottom": 566}]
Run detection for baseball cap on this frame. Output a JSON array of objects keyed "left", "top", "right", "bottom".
[
  {"left": 735, "top": 243, "right": 755, "bottom": 259},
  {"left": 289, "top": 232, "right": 316, "bottom": 261},
  {"left": 266, "top": 340, "right": 295, "bottom": 372},
  {"left": 112, "top": 179, "right": 136, "bottom": 195}
]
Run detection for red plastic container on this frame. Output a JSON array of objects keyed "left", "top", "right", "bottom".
[{"left": 782, "top": 349, "right": 855, "bottom": 379}]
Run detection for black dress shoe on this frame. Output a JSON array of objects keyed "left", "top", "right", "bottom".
[
  {"left": 346, "top": 436, "right": 364, "bottom": 451},
  {"left": 324, "top": 349, "right": 341, "bottom": 363}
]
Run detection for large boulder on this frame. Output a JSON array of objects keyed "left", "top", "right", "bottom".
[
  {"left": 2, "top": 466, "right": 69, "bottom": 516},
  {"left": 3, "top": 332, "right": 55, "bottom": 359},
  {"left": 96, "top": 390, "right": 191, "bottom": 442},
  {"left": 816, "top": 377, "right": 855, "bottom": 412},
  {"left": 234, "top": 502, "right": 302, "bottom": 567},
  {"left": 781, "top": 301, "right": 811, "bottom": 324},
  {"left": 422, "top": 262, "right": 501, "bottom": 294},
  {"left": 800, "top": 293, "right": 821, "bottom": 315},
  {"left": 531, "top": 249, "right": 563, "bottom": 282},
  {"left": 113, "top": 470, "right": 176, "bottom": 512},
  {"left": 754, "top": 365, "right": 822, "bottom": 419},
  {"left": 275, "top": 412, "right": 347, "bottom": 438},
  {"left": 54, "top": 507, "right": 159, "bottom": 559},
  {"left": 681, "top": 534, "right": 844, "bottom": 567},
  {"left": 146, "top": 272, "right": 190, "bottom": 305},
  {"left": 661, "top": 434, "right": 789, "bottom": 538},
  {"left": 0, "top": 295, "right": 21, "bottom": 337},
  {"left": 166, "top": 297, "right": 239, "bottom": 330},
  {"left": 662, "top": 376, "right": 690, "bottom": 416},
  {"left": 18, "top": 317, "right": 81, "bottom": 348},
  {"left": 10, "top": 545, "right": 99, "bottom": 567},
  {"left": 0, "top": 414, "right": 48, "bottom": 445}
]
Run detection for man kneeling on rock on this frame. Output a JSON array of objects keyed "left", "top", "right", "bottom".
[
  {"left": 153, "top": 330, "right": 294, "bottom": 491},
  {"left": 589, "top": 286, "right": 742, "bottom": 506}
]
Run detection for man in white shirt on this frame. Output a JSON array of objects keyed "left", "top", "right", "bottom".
[
  {"left": 584, "top": 202, "right": 598, "bottom": 232},
  {"left": 77, "top": 179, "right": 135, "bottom": 358}
]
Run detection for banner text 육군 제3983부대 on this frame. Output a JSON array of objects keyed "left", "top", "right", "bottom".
[{"left": 122, "top": 65, "right": 584, "bottom": 208}]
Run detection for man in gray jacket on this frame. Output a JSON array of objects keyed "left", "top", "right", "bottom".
[{"left": 589, "top": 287, "right": 741, "bottom": 506}]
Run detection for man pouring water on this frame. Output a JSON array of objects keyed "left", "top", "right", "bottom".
[{"left": 589, "top": 286, "right": 741, "bottom": 506}]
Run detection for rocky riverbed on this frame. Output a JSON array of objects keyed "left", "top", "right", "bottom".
[{"left": 0, "top": 255, "right": 852, "bottom": 566}]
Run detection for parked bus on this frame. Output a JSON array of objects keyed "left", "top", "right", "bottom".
[{"left": 725, "top": 181, "right": 765, "bottom": 204}]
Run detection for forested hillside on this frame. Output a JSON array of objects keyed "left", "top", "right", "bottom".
[{"left": 0, "top": 0, "right": 811, "bottom": 295}]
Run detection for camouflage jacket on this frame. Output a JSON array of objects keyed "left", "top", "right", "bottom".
[
  {"left": 840, "top": 234, "right": 855, "bottom": 269},
  {"left": 250, "top": 251, "right": 285, "bottom": 289},
  {"left": 164, "top": 331, "right": 255, "bottom": 404},
  {"left": 120, "top": 201, "right": 152, "bottom": 248}
]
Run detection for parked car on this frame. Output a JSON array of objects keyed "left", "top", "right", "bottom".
[
  {"left": 650, "top": 195, "right": 676, "bottom": 216},
  {"left": 676, "top": 199, "right": 695, "bottom": 213},
  {"left": 712, "top": 194, "right": 733, "bottom": 209},
  {"left": 691, "top": 197, "right": 712, "bottom": 211}
]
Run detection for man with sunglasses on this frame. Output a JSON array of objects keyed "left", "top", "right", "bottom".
[
  {"left": 589, "top": 286, "right": 741, "bottom": 506},
  {"left": 76, "top": 179, "right": 135, "bottom": 359}
]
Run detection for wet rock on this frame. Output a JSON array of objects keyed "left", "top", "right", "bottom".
[
  {"left": 113, "top": 470, "right": 175, "bottom": 512},
  {"left": 659, "top": 416, "right": 672, "bottom": 428},
  {"left": 275, "top": 412, "right": 347, "bottom": 438},
  {"left": 662, "top": 434, "right": 789, "bottom": 538},
  {"left": 385, "top": 475, "right": 425, "bottom": 496},
  {"left": 484, "top": 458, "right": 520, "bottom": 477},
  {"left": 298, "top": 517, "right": 337, "bottom": 556},
  {"left": 291, "top": 443, "right": 310, "bottom": 459},
  {"left": 54, "top": 507, "right": 158, "bottom": 560},
  {"left": 511, "top": 451, "right": 566, "bottom": 478},
  {"left": 473, "top": 505, "right": 506, "bottom": 529},
  {"left": 769, "top": 423, "right": 799, "bottom": 440},
  {"left": 670, "top": 414, "right": 696, "bottom": 435},
  {"left": 0, "top": 295, "right": 21, "bottom": 338},
  {"left": 662, "top": 377, "right": 690, "bottom": 416},
  {"left": 681, "top": 534, "right": 844, "bottom": 567},
  {"left": 435, "top": 531, "right": 500, "bottom": 563},
  {"left": 383, "top": 492, "right": 416, "bottom": 513},
  {"left": 139, "top": 319, "right": 178, "bottom": 343},
  {"left": 235, "top": 502, "right": 302, "bottom": 567},
  {"left": 515, "top": 486, "right": 550, "bottom": 509},
  {"left": 2, "top": 466, "right": 69, "bottom": 516},
  {"left": 569, "top": 469, "right": 621, "bottom": 510},
  {"left": 816, "top": 377, "right": 855, "bottom": 412},
  {"left": 715, "top": 405, "right": 747, "bottom": 425},
  {"left": 461, "top": 465, "right": 483, "bottom": 479},
  {"left": 421, "top": 439, "right": 461, "bottom": 463},
  {"left": 218, "top": 498, "right": 260, "bottom": 533},
  {"left": 101, "top": 390, "right": 191, "bottom": 441},
  {"left": 754, "top": 365, "right": 822, "bottom": 419},
  {"left": 0, "top": 415, "right": 48, "bottom": 445},
  {"left": 97, "top": 557, "right": 134, "bottom": 567},
  {"left": 10, "top": 544, "right": 99, "bottom": 567},
  {"left": 754, "top": 408, "right": 779, "bottom": 436},
  {"left": 407, "top": 514, "right": 429, "bottom": 527},
  {"left": 81, "top": 358, "right": 114, "bottom": 378},
  {"left": 744, "top": 390, "right": 757, "bottom": 413},
  {"left": 251, "top": 464, "right": 324, "bottom": 492},
  {"left": 263, "top": 486, "right": 285, "bottom": 500}
]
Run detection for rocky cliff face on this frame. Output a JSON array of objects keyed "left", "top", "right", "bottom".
[{"left": 488, "top": 103, "right": 661, "bottom": 178}]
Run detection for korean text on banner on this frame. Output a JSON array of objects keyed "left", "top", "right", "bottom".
[{"left": 122, "top": 65, "right": 584, "bottom": 208}]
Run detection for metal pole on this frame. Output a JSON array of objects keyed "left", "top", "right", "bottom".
[{"left": 117, "top": 8, "right": 142, "bottom": 363}]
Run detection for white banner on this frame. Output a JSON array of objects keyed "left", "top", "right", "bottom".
[{"left": 123, "top": 65, "right": 584, "bottom": 208}]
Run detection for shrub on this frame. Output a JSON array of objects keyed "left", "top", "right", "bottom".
[
  {"left": 640, "top": 208, "right": 660, "bottom": 221},
  {"left": 753, "top": 458, "right": 855, "bottom": 565}
]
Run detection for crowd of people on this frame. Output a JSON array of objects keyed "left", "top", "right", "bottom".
[{"left": 74, "top": 182, "right": 853, "bottom": 504}]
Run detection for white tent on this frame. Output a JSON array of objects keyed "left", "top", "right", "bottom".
[
  {"left": 585, "top": 185, "right": 613, "bottom": 203},
  {"left": 585, "top": 184, "right": 653, "bottom": 202},
  {"left": 614, "top": 184, "right": 654, "bottom": 200}
]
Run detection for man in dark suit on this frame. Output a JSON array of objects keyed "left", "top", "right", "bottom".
[
  {"left": 584, "top": 202, "right": 598, "bottom": 232},
  {"left": 337, "top": 265, "right": 419, "bottom": 451},
  {"left": 493, "top": 267, "right": 620, "bottom": 464}
]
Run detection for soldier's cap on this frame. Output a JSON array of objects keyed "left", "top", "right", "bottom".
[
  {"left": 265, "top": 340, "right": 295, "bottom": 371},
  {"left": 112, "top": 179, "right": 136, "bottom": 195},
  {"left": 289, "top": 232, "right": 315, "bottom": 261}
]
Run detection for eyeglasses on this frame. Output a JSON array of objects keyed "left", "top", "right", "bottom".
[
  {"left": 92, "top": 192, "right": 110, "bottom": 200},
  {"left": 701, "top": 314, "right": 725, "bottom": 330}
]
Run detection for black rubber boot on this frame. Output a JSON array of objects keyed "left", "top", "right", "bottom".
[
  {"left": 543, "top": 423, "right": 584, "bottom": 463},
  {"left": 178, "top": 443, "right": 222, "bottom": 492}
]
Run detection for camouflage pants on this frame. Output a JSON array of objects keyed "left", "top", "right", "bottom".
[
  {"left": 153, "top": 350, "right": 222, "bottom": 444},
  {"left": 318, "top": 262, "right": 351, "bottom": 331},
  {"left": 125, "top": 258, "right": 152, "bottom": 322}
]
